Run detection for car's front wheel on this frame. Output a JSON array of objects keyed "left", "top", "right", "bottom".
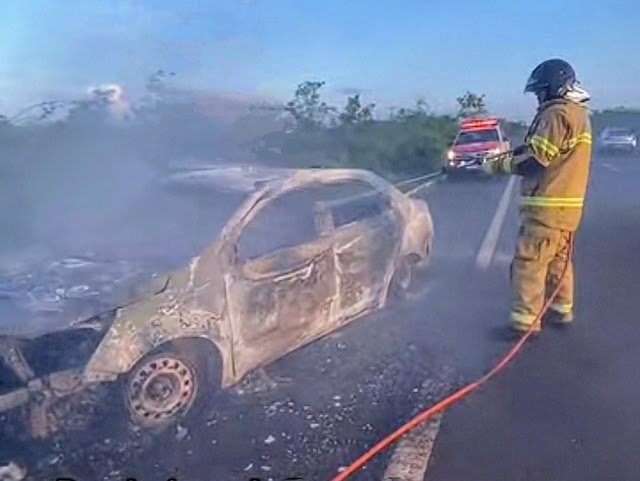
[{"left": 124, "top": 340, "right": 219, "bottom": 432}]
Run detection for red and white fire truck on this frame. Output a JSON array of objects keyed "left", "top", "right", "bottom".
[{"left": 443, "top": 117, "right": 511, "bottom": 176}]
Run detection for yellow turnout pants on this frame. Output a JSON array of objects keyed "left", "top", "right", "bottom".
[{"left": 510, "top": 221, "right": 574, "bottom": 330}]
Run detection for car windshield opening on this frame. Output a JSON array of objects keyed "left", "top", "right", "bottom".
[{"left": 456, "top": 129, "right": 499, "bottom": 144}]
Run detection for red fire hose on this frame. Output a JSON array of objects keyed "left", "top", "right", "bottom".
[{"left": 330, "top": 233, "right": 574, "bottom": 481}]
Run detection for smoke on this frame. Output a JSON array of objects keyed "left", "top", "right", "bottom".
[
  {"left": 87, "top": 83, "right": 133, "bottom": 120},
  {"left": 0, "top": 84, "right": 280, "bottom": 271},
  {"left": 1, "top": 127, "right": 150, "bottom": 263}
]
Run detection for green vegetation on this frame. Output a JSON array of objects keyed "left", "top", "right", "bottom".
[
  {"left": 590, "top": 106, "right": 640, "bottom": 134},
  {"left": 456, "top": 91, "right": 488, "bottom": 118},
  {"left": 255, "top": 90, "right": 459, "bottom": 176},
  {"left": 253, "top": 84, "right": 531, "bottom": 178},
  {"left": 0, "top": 74, "right": 523, "bottom": 179},
  {"left": 1, "top": 71, "right": 638, "bottom": 180}
]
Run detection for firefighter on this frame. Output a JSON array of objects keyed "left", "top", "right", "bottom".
[{"left": 481, "top": 58, "right": 592, "bottom": 336}]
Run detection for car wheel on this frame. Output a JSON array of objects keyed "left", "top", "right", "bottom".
[{"left": 124, "top": 341, "right": 218, "bottom": 432}]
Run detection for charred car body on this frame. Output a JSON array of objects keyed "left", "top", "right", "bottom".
[
  {"left": 0, "top": 167, "right": 434, "bottom": 439},
  {"left": 443, "top": 117, "right": 511, "bottom": 177}
]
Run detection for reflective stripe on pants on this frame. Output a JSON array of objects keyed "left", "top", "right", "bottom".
[{"left": 550, "top": 301, "right": 573, "bottom": 314}]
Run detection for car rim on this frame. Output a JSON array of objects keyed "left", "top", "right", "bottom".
[{"left": 126, "top": 355, "right": 198, "bottom": 428}]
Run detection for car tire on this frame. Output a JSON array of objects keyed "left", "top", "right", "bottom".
[{"left": 123, "top": 339, "right": 220, "bottom": 433}]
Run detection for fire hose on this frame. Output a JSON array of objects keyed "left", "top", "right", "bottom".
[{"left": 330, "top": 194, "right": 575, "bottom": 480}]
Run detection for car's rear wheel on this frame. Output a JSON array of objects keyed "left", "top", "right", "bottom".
[
  {"left": 124, "top": 339, "right": 220, "bottom": 432},
  {"left": 390, "top": 254, "right": 423, "bottom": 300}
]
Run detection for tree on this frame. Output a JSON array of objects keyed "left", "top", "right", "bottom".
[
  {"left": 8, "top": 101, "right": 65, "bottom": 125},
  {"left": 65, "top": 93, "right": 111, "bottom": 125},
  {"left": 145, "top": 69, "right": 176, "bottom": 94},
  {"left": 132, "top": 69, "right": 178, "bottom": 121},
  {"left": 338, "top": 94, "right": 375, "bottom": 125},
  {"left": 142, "top": 69, "right": 176, "bottom": 107},
  {"left": 284, "top": 80, "right": 336, "bottom": 130},
  {"left": 456, "top": 91, "right": 488, "bottom": 118},
  {"left": 391, "top": 98, "right": 431, "bottom": 121}
]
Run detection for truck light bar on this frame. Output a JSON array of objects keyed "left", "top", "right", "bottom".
[{"left": 459, "top": 117, "right": 499, "bottom": 131}]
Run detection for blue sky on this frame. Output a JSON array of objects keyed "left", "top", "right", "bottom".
[{"left": 2, "top": 0, "right": 639, "bottom": 120}]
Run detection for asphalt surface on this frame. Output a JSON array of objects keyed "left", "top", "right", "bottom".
[
  {"left": 1, "top": 154, "right": 638, "bottom": 481},
  {"left": 425, "top": 154, "right": 640, "bottom": 481}
]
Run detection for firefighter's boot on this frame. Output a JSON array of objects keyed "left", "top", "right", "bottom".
[{"left": 545, "top": 308, "right": 574, "bottom": 327}]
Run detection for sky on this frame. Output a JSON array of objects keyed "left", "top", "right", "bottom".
[{"left": 1, "top": 0, "right": 640, "bottom": 121}]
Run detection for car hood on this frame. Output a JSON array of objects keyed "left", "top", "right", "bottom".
[
  {"left": 0, "top": 253, "right": 172, "bottom": 339},
  {"left": 453, "top": 141, "right": 502, "bottom": 154},
  {"left": 162, "top": 163, "right": 291, "bottom": 192},
  {"left": 0, "top": 172, "right": 254, "bottom": 340}
]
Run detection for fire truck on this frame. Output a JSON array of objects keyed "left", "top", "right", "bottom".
[{"left": 443, "top": 117, "right": 511, "bottom": 177}]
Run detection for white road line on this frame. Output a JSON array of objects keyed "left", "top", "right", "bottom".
[
  {"left": 475, "top": 176, "right": 517, "bottom": 270},
  {"left": 395, "top": 171, "right": 443, "bottom": 187},
  {"left": 492, "top": 251, "right": 514, "bottom": 266},
  {"left": 382, "top": 414, "right": 443, "bottom": 481},
  {"left": 602, "top": 162, "right": 621, "bottom": 173},
  {"left": 382, "top": 176, "right": 513, "bottom": 480},
  {"left": 405, "top": 179, "right": 438, "bottom": 196}
]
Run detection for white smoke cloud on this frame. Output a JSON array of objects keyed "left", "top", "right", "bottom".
[{"left": 86, "top": 83, "right": 133, "bottom": 120}]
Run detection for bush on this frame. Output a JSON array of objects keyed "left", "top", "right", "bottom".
[
  {"left": 250, "top": 83, "right": 545, "bottom": 178},
  {"left": 252, "top": 83, "right": 466, "bottom": 177},
  {"left": 591, "top": 107, "right": 640, "bottom": 134},
  {"left": 0, "top": 72, "right": 529, "bottom": 181}
]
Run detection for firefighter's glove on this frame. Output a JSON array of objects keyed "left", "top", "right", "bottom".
[
  {"left": 481, "top": 156, "right": 514, "bottom": 175},
  {"left": 512, "top": 144, "right": 529, "bottom": 157}
]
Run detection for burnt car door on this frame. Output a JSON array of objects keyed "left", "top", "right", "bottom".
[
  {"left": 224, "top": 186, "right": 338, "bottom": 374},
  {"left": 320, "top": 184, "right": 403, "bottom": 323}
]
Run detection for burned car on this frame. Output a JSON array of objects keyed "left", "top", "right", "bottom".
[{"left": 0, "top": 167, "right": 434, "bottom": 439}]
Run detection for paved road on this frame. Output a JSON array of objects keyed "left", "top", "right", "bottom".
[
  {"left": 1, "top": 169, "right": 502, "bottom": 481},
  {"left": 424, "top": 155, "right": 640, "bottom": 481},
  {"left": 2, "top": 155, "right": 638, "bottom": 481}
]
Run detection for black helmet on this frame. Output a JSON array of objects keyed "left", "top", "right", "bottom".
[{"left": 524, "top": 58, "right": 577, "bottom": 102}]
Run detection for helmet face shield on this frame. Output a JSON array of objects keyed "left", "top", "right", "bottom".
[
  {"left": 524, "top": 76, "right": 537, "bottom": 93},
  {"left": 524, "top": 75, "right": 546, "bottom": 99}
]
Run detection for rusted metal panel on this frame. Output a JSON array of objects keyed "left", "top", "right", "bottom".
[{"left": 226, "top": 242, "right": 336, "bottom": 378}]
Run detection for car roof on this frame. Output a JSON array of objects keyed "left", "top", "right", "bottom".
[{"left": 603, "top": 127, "right": 633, "bottom": 133}]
